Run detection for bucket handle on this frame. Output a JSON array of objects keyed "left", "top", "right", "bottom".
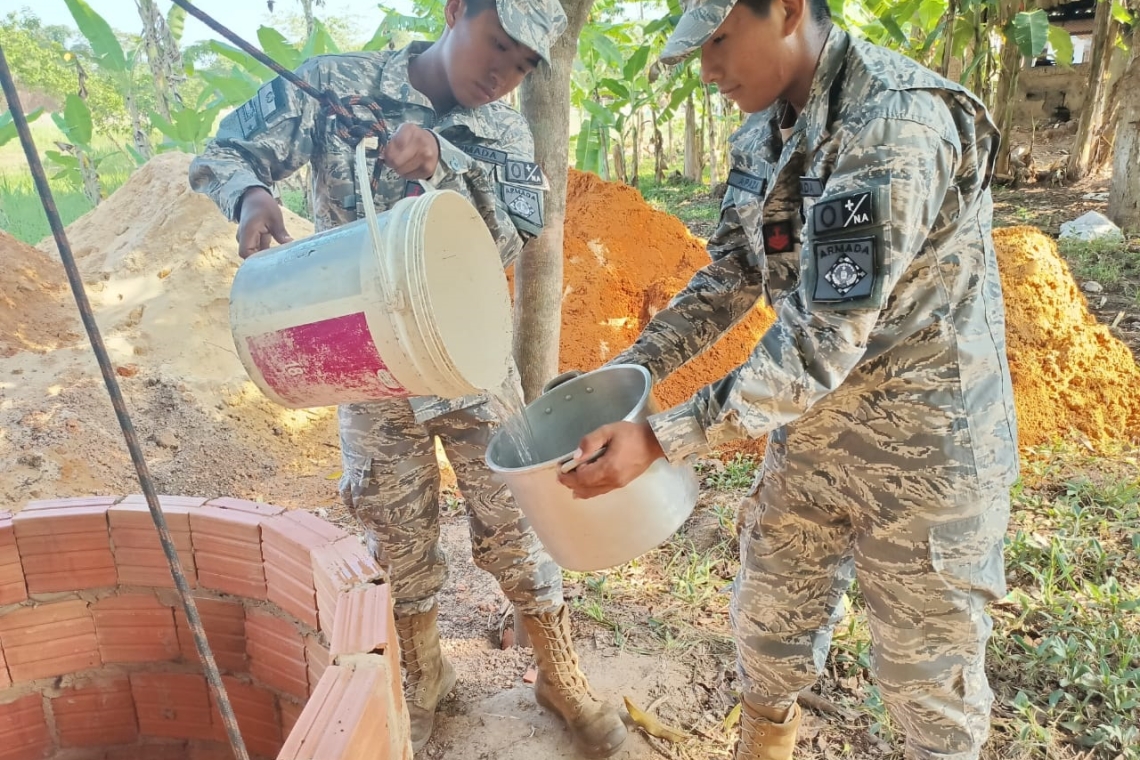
[{"left": 354, "top": 142, "right": 435, "bottom": 311}]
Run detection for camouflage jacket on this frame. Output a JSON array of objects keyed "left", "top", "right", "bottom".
[
  {"left": 190, "top": 42, "right": 545, "bottom": 422},
  {"left": 612, "top": 27, "right": 1020, "bottom": 491}
]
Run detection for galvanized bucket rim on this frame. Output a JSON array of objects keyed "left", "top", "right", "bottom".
[{"left": 485, "top": 363, "right": 651, "bottom": 475}]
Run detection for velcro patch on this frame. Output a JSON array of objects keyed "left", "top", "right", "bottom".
[
  {"left": 404, "top": 180, "right": 427, "bottom": 198},
  {"left": 502, "top": 184, "right": 543, "bottom": 232},
  {"left": 502, "top": 159, "right": 545, "bottom": 188},
  {"left": 237, "top": 78, "right": 287, "bottom": 139},
  {"left": 812, "top": 190, "right": 874, "bottom": 234},
  {"left": 762, "top": 221, "right": 795, "bottom": 253},
  {"left": 460, "top": 143, "right": 508, "bottom": 165},
  {"left": 813, "top": 237, "right": 876, "bottom": 302},
  {"left": 727, "top": 168, "right": 766, "bottom": 197},
  {"left": 799, "top": 176, "right": 824, "bottom": 197}
]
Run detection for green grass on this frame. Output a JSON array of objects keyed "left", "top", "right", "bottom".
[
  {"left": 637, "top": 174, "right": 720, "bottom": 231},
  {"left": 1057, "top": 235, "right": 1140, "bottom": 289},
  {"left": 0, "top": 171, "right": 130, "bottom": 244}
]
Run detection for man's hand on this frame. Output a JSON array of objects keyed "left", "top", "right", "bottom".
[
  {"left": 558, "top": 421, "right": 666, "bottom": 500},
  {"left": 383, "top": 123, "right": 440, "bottom": 180},
  {"left": 236, "top": 187, "right": 294, "bottom": 259}
]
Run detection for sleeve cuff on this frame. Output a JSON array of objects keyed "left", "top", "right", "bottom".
[
  {"left": 222, "top": 175, "right": 272, "bottom": 222},
  {"left": 648, "top": 401, "right": 711, "bottom": 463},
  {"left": 432, "top": 133, "right": 471, "bottom": 184}
]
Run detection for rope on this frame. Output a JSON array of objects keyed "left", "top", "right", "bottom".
[{"left": 0, "top": 45, "right": 250, "bottom": 760}]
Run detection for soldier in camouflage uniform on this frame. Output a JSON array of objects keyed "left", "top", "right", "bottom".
[
  {"left": 558, "top": 1, "right": 1018, "bottom": 758},
  {"left": 189, "top": 1, "right": 627, "bottom": 756}
]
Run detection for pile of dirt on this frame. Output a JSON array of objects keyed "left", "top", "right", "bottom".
[
  {"left": 0, "top": 230, "right": 81, "bottom": 357},
  {"left": 1, "top": 152, "right": 339, "bottom": 509},
  {"left": 995, "top": 226, "right": 1140, "bottom": 448},
  {"left": 549, "top": 172, "right": 1140, "bottom": 454}
]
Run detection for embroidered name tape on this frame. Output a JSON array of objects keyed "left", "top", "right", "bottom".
[
  {"left": 813, "top": 237, "right": 876, "bottom": 302},
  {"left": 460, "top": 143, "right": 508, "bottom": 165},
  {"left": 813, "top": 190, "right": 874, "bottom": 234},
  {"left": 799, "top": 177, "right": 824, "bottom": 197},
  {"left": 727, "top": 168, "right": 766, "bottom": 196},
  {"left": 503, "top": 159, "right": 545, "bottom": 188}
]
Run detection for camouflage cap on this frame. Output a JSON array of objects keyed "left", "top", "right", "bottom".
[
  {"left": 497, "top": 0, "right": 569, "bottom": 67},
  {"left": 660, "top": 0, "right": 738, "bottom": 65}
]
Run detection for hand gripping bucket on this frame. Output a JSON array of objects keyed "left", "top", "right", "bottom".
[
  {"left": 229, "top": 144, "right": 514, "bottom": 408},
  {"left": 485, "top": 365, "right": 699, "bottom": 572}
]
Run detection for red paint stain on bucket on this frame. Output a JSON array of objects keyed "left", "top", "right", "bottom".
[{"left": 246, "top": 312, "right": 406, "bottom": 405}]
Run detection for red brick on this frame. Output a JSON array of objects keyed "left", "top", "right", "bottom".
[
  {"left": 173, "top": 597, "right": 247, "bottom": 673},
  {"left": 112, "top": 526, "right": 193, "bottom": 551},
  {"left": 0, "top": 600, "right": 100, "bottom": 681},
  {"left": 277, "top": 665, "right": 392, "bottom": 760},
  {"left": 206, "top": 497, "right": 286, "bottom": 517},
  {"left": 111, "top": 515, "right": 196, "bottom": 589},
  {"left": 261, "top": 542, "right": 318, "bottom": 628},
  {"left": 14, "top": 506, "right": 116, "bottom": 593},
  {"left": 311, "top": 537, "right": 384, "bottom": 634},
  {"left": 330, "top": 584, "right": 393, "bottom": 659},
  {"left": 190, "top": 507, "right": 265, "bottom": 544},
  {"left": 130, "top": 672, "right": 220, "bottom": 742},
  {"left": 305, "top": 635, "right": 329, "bottom": 697},
  {"left": 92, "top": 594, "right": 179, "bottom": 664},
  {"left": 51, "top": 675, "right": 137, "bottom": 747},
  {"left": 104, "top": 742, "right": 190, "bottom": 760},
  {"left": 117, "top": 494, "right": 208, "bottom": 510},
  {"left": 0, "top": 693, "right": 51, "bottom": 760},
  {"left": 209, "top": 677, "right": 281, "bottom": 758},
  {"left": 0, "top": 513, "right": 26, "bottom": 606},
  {"left": 245, "top": 609, "right": 307, "bottom": 698},
  {"left": 22, "top": 496, "right": 119, "bottom": 512},
  {"left": 0, "top": 641, "right": 9, "bottom": 690},
  {"left": 113, "top": 545, "right": 197, "bottom": 589},
  {"left": 279, "top": 698, "right": 304, "bottom": 740},
  {"left": 195, "top": 552, "right": 266, "bottom": 600},
  {"left": 187, "top": 743, "right": 241, "bottom": 760}
]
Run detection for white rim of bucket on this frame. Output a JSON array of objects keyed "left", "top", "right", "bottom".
[{"left": 485, "top": 364, "right": 653, "bottom": 475}]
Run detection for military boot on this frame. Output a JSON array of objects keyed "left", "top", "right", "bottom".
[
  {"left": 735, "top": 700, "right": 801, "bottom": 760},
  {"left": 393, "top": 604, "right": 457, "bottom": 753},
  {"left": 521, "top": 604, "right": 627, "bottom": 758}
]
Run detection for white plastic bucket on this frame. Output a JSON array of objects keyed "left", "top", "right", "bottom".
[
  {"left": 485, "top": 365, "right": 699, "bottom": 572},
  {"left": 229, "top": 145, "right": 513, "bottom": 408}
]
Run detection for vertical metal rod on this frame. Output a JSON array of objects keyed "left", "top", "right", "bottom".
[{"left": 0, "top": 44, "right": 250, "bottom": 760}]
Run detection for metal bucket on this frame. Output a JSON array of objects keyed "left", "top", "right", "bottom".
[{"left": 486, "top": 365, "right": 698, "bottom": 572}]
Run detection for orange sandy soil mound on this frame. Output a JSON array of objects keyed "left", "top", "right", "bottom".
[
  {"left": 0, "top": 230, "right": 81, "bottom": 358},
  {"left": 537, "top": 171, "right": 1140, "bottom": 459},
  {"left": 995, "top": 226, "right": 1140, "bottom": 448}
]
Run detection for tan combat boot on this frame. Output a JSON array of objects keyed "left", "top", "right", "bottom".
[
  {"left": 521, "top": 605, "right": 628, "bottom": 758},
  {"left": 393, "top": 604, "right": 457, "bottom": 753},
  {"left": 735, "top": 700, "right": 802, "bottom": 760}
]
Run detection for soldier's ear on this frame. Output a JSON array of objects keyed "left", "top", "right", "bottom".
[{"left": 444, "top": 0, "right": 465, "bottom": 28}]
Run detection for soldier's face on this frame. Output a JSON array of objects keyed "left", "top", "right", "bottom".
[
  {"left": 699, "top": 0, "right": 800, "bottom": 114},
  {"left": 444, "top": 2, "right": 542, "bottom": 108}
]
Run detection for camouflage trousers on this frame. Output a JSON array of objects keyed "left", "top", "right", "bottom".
[
  {"left": 337, "top": 398, "right": 563, "bottom": 617},
  {"left": 732, "top": 427, "right": 1009, "bottom": 760}
]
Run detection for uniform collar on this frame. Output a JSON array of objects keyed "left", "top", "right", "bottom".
[{"left": 377, "top": 41, "right": 436, "bottom": 111}]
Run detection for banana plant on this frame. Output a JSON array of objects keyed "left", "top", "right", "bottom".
[
  {"left": 45, "top": 93, "right": 106, "bottom": 204},
  {"left": 0, "top": 108, "right": 45, "bottom": 149}
]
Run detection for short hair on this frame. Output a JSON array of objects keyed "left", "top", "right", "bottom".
[{"left": 738, "top": 0, "right": 832, "bottom": 24}]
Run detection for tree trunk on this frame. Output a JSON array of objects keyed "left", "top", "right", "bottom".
[
  {"left": 652, "top": 106, "right": 665, "bottom": 184},
  {"left": 612, "top": 137, "right": 626, "bottom": 184},
  {"left": 683, "top": 93, "right": 701, "bottom": 181},
  {"left": 515, "top": 0, "right": 594, "bottom": 402},
  {"left": 939, "top": 0, "right": 958, "bottom": 77},
  {"left": 125, "top": 91, "right": 153, "bottom": 160},
  {"left": 705, "top": 85, "right": 719, "bottom": 187},
  {"left": 631, "top": 114, "right": 640, "bottom": 188},
  {"left": 1066, "top": 0, "right": 1120, "bottom": 180},
  {"left": 992, "top": 0, "right": 1027, "bottom": 177},
  {"left": 136, "top": 0, "right": 183, "bottom": 119},
  {"left": 1108, "top": 21, "right": 1140, "bottom": 230},
  {"left": 667, "top": 117, "right": 674, "bottom": 166}
]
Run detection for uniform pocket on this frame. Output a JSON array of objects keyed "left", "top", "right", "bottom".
[{"left": 928, "top": 498, "right": 1010, "bottom": 613}]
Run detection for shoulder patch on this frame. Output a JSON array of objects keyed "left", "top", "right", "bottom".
[
  {"left": 238, "top": 78, "right": 288, "bottom": 139},
  {"left": 501, "top": 183, "right": 543, "bottom": 235},
  {"left": 459, "top": 143, "right": 508, "bottom": 166},
  {"left": 502, "top": 158, "right": 546, "bottom": 188},
  {"left": 727, "top": 168, "right": 766, "bottom": 197},
  {"left": 812, "top": 189, "right": 875, "bottom": 234},
  {"left": 812, "top": 236, "right": 876, "bottom": 302}
]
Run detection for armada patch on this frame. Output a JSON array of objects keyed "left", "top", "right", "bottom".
[
  {"left": 726, "top": 168, "right": 766, "bottom": 197},
  {"left": 503, "top": 159, "right": 545, "bottom": 188},
  {"left": 460, "top": 143, "right": 508, "bottom": 165},
  {"left": 502, "top": 184, "right": 543, "bottom": 228},
  {"left": 762, "top": 221, "right": 794, "bottom": 253},
  {"left": 799, "top": 176, "right": 824, "bottom": 197},
  {"left": 813, "top": 237, "right": 876, "bottom": 302},
  {"left": 812, "top": 190, "right": 874, "bottom": 234}
]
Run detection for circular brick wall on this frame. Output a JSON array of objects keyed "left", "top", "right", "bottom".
[{"left": 0, "top": 495, "right": 411, "bottom": 760}]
